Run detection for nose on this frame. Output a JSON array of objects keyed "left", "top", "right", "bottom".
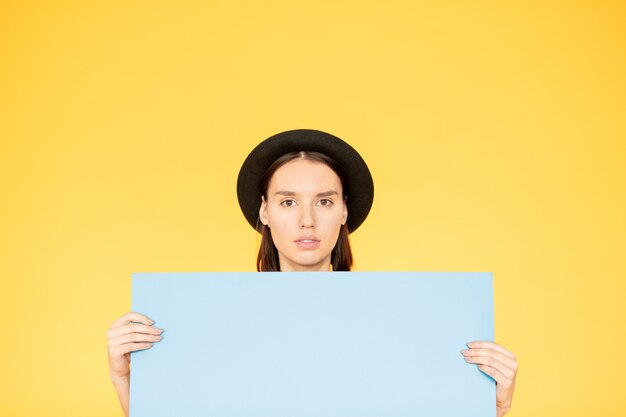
[{"left": 299, "top": 205, "right": 315, "bottom": 229}]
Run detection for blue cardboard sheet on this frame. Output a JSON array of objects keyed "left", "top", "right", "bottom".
[{"left": 130, "top": 272, "right": 494, "bottom": 417}]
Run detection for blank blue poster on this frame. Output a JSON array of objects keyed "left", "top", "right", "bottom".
[{"left": 130, "top": 272, "right": 494, "bottom": 417}]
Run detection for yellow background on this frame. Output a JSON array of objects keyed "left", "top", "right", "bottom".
[{"left": 1, "top": 1, "right": 624, "bottom": 416}]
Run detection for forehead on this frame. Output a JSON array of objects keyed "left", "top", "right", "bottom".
[{"left": 267, "top": 159, "right": 342, "bottom": 194}]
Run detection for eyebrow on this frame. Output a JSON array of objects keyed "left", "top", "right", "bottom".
[{"left": 274, "top": 190, "right": 338, "bottom": 197}]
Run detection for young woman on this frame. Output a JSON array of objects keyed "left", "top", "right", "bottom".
[{"left": 106, "top": 129, "right": 518, "bottom": 416}]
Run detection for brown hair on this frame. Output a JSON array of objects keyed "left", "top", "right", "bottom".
[{"left": 255, "top": 151, "right": 353, "bottom": 272}]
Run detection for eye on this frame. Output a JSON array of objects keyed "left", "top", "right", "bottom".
[
  {"left": 280, "top": 199, "right": 297, "bottom": 207},
  {"left": 318, "top": 198, "right": 334, "bottom": 207}
]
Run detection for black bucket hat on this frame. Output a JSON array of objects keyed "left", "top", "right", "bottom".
[{"left": 236, "top": 129, "right": 374, "bottom": 234}]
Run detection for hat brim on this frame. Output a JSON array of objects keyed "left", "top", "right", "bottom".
[{"left": 236, "top": 129, "right": 374, "bottom": 234}]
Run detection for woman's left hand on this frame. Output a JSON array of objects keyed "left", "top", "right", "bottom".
[{"left": 462, "top": 341, "right": 518, "bottom": 417}]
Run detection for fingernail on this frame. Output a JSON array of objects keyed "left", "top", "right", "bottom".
[
  {"left": 460, "top": 349, "right": 468, "bottom": 355},
  {"left": 155, "top": 328, "right": 163, "bottom": 333},
  {"left": 466, "top": 342, "right": 474, "bottom": 348}
]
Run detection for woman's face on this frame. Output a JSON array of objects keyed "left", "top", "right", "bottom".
[{"left": 259, "top": 158, "right": 348, "bottom": 271}]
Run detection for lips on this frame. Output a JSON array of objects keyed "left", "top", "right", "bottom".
[
  {"left": 294, "top": 236, "right": 320, "bottom": 249},
  {"left": 294, "top": 235, "right": 320, "bottom": 243}
]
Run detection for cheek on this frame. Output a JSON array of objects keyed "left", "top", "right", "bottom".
[
  {"left": 267, "top": 208, "right": 293, "bottom": 230},
  {"left": 317, "top": 210, "right": 344, "bottom": 228},
  {"left": 266, "top": 209, "right": 295, "bottom": 245},
  {"left": 266, "top": 207, "right": 344, "bottom": 234}
]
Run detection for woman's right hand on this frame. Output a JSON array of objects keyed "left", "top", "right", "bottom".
[{"left": 106, "top": 312, "right": 163, "bottom": 380}]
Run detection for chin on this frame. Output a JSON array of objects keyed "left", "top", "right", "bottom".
[
  {"left": 290, "top": 253, "right": 329, "bottom": 267},
  {"left": 294, "top": 256, "right": 324, "bottom": 266}
]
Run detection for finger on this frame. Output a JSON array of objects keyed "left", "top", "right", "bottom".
[
  {"left": 107, "top": 322, "right": 163, "bottom": 339},
  {"left": 475, "top": 363, "right": 508, "bottom": 384},
  {"left": 466, "top": 340, "right": 516, "bottom": 360},
  {"left": 463, "top": 355, "right": 515, "bottom": 379},
  {"left": 109, "top": 312, "right": 154, "bottom": 330},
  {"left": 109, "top": 332, "right": 163, "bottom": 348},
  {"left": 110, "top": 342, "right": 155, "bottom": 356},
  {"left": 462, "top": 347, "right": 517, "bottom": 371}
]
